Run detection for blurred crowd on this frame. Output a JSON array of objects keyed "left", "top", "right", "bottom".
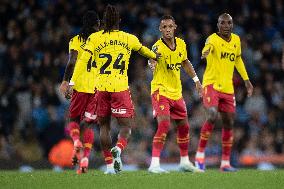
[{"left": 0, "top": 0, "right": 284, "bottom": 169}]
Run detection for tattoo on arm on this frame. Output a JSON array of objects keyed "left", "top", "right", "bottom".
[{"left": 63, "top": 50, "right": 78, "bottom": 81}]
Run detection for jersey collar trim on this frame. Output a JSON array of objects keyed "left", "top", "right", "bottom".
[
  {"left": 161, "top": 37, "right": 176, "bottom": 51},
  {"left": 216, "top": 32, "right": 232, "bottom": 43}
]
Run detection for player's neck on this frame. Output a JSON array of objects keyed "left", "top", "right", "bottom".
[
  {"left": 162, "top": 37, "right": 176, "bottom": 50},
  {"left": 217, "top": 32, "right": 231, "bottom": 42}
]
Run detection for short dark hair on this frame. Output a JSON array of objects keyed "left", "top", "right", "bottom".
[
  {"left": 103, "top": 4, "right": 120, "bottom": 33},
  {"left": 160, "top": 15, "right": 175, "bottom": 22},
  {"left": 79, "top": 10, "right": 99, "bottom": 42}
]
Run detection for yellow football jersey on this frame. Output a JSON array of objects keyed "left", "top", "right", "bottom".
[
  {"left": 69, "top": 35, "right": 97, "bottom": 94},
  {"left": 202, "top": 33, "right": 249, "bottom": 94},
  {"left": 82, "top": 30, "right": 151, "bottom": 92},
  {"left": 151, "top": 37, "right": 188, "bottom": 100}
]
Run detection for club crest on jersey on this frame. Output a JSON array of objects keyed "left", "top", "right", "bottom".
[
  {"left": 220, "top": 52, "right": 236, "bottom": 61},
  {"left": 152, "top": 45, "right": 158, "bottom": 53},
  {"left": 160, "top": 105, "right": 165, "bottom": 110}
]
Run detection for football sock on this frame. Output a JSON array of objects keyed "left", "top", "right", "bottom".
[
  {"left": 152, "top": 120, "right": 170, "bottom": 157},
  {"left": 221, "top": 128, "right": 233, "bottom": 167},
  {"left": 196, "top": 121, "right": 214, "bottom": 153},
  {"left": 195, "top": 151, "right": 205, "bottom": 161},
  {"left": 177, "top": 123, "right": 189, "bottom": 156},
  {"left": 150, "top": 157, "right": 160, "bottom": 168},
  {"left": 83, "top": 128, "right": 94, "bottom": 158},
  {"left": 180, "top": 156, "right": 190, "bottom": 165},
  {"left": 116, "top": 137, "right": 127, "bottom": 151},
  {"left": 68, "top": 121, "right": 80, "bottom": 142},
  {"left": 103, "top": 150, "right": 113, "bottom": 165}
]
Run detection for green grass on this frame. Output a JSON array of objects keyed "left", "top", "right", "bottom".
[{"left": 1, "top": 169, "right": 284, "bottom": 189}]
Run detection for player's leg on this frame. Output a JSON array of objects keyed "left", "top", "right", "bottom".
[
  {"left": 96, "top": 91, "right": 115, "bottom": 174},
  {"left": 149, "top": 91, "right": 170, "bottom": 173},
  {"left": 68, "top": 90, "right": 88, "bottom": 166},
  {"left": 195, "top": 85, "right": 218, "bottom": 170},
  {"left": 148, "top": 115, "right": 170, "bottom": 173},
  {"left": 99, "top": 115, "right": 115, "bottom": 174},
  {"left": 77, "top": 93, "right": 98, "bottom": 174},
  {"left": 219, "top": 93, "right": 237, "bottom": 172},
  {"left": 171, "top": 97, "right": 203, "bottom": 172},
  {"left": 174, "top": 118, "right": 199, "bottom": 172},
  {"left": 110, "top": 89, "right": 134, "bottom": 173},
  {"left": 111, "top": 117, "right": 133, "bottom": 173}
]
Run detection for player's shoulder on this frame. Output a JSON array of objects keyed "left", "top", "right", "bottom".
[
  {"left": 231, "top": 33, "right": 241, "bottom": 42},
  {"left": 151, "top": 39, "right": 162, "bottom": 52},
  {"left": 175, "top": 37, "right": 186, "bottom": 46},
  {"left": 206, "top": 33, "right": 218, "bottom": 41},
  {"left": 89, "top": 30, "right": 103, "bottom": 39},
  {"left": 122, "top": 31, "right": 139, "bottom": 40},
  {"left": 69, "top": 35, "right": 79, "bottom": 43},
  {"left": 154, "top": 38, "right": 163, "bottom": 46}
]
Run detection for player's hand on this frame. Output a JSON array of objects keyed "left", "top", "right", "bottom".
[
  {"left": 65, "top": 85, "right": 73, "bottom": 99},
  {"left": 148, "top": 59, "right": 157, "bottom": 72},
  {"left": 59, "top": 81, "right": 69, "bottom": 97},
  {"left": 195, "top": 81, "right": 203, "bottom": 98},
  {"left": 201, "top": 47, "right": 211, "bottom": 59},
  {"left": 155, "top": 52, "right": 162, "bottom": 60},
  {"left": 244, "top": 80, "right": 253, "bottom": 97}
]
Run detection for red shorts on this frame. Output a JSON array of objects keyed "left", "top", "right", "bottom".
[
  {"left": 203, "top": 84, "right": 235, "bottom": 113},
  {"left": 96, "top": 89, "right": 134, "bottom": 118},
  {"left": 151, "top": 90, "right": 187, "bottom": 119},
  {"left": 69, "top": 90, "right": 97, "bottom": 122}
]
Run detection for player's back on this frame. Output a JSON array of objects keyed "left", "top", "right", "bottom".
[
  {"left": 69, "top": 35, "right": 97, "bottom": 94},
  {"left": 91, "top": 30, "right": 143, "bottom": 92}
]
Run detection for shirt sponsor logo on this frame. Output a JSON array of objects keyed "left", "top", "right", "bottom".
[
  {"left": 111, "top": 108, "right": 127, "bottom": 114},
  {"left": 167, "top": 63, "right": 182, "bottom": 71},
  {"left": 220, "top": 52, "right": 235, "bottom": 61}
]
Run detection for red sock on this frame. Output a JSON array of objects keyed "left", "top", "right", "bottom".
[
  {"left": 117, "top": 137, "right": 127, "bottom": 151},
  {"left": 83, "top": 128, "right": 94, "bottom": 158},
  {"left": 177, "top": 123, "right": 190, "bottom": 156},
  {"left": 197, "top": 121, "right": 214, "bottom": 152},
  {"left": 68, "top": 121, "right": 80, "bottom": 142},
  {"left": 152, "top": 120, "right": 170, "bottom": 157},
  {"left": 222, "top": 128, "right": 233, "bottom": 161},
  {"left": 103, "top": 150, "right": 113, "bottom": 165}
]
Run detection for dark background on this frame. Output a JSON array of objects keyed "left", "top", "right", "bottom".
[{"left": 0, "top": 0, "right": 284, "bottom": 170}]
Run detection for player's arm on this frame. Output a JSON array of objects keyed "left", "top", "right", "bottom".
[
  {"left": 201, "top": 38, "right": 214, "bottom": 59},
  {"left": 182, "top": 59, "right": 203, "bottom": 98},
  {"left": 235, "top": 56, "right": 253, "bottom": 97},
  {"left": 138, "top": 46, "right": 160, "bottom": 60},
  {"left": 131, "top": 34, "right": 160, "bottom": 60},
  {"left": 59, "top": 49, "right": 78, "bottom": 99}
]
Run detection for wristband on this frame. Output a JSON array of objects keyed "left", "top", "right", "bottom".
[{"left": 193, "top": 76, "right": 199, "bottom": 82}]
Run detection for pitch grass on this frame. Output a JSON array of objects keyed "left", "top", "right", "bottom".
[{"left": 1, "top": 169, "right": 284, "bottom": 189}]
